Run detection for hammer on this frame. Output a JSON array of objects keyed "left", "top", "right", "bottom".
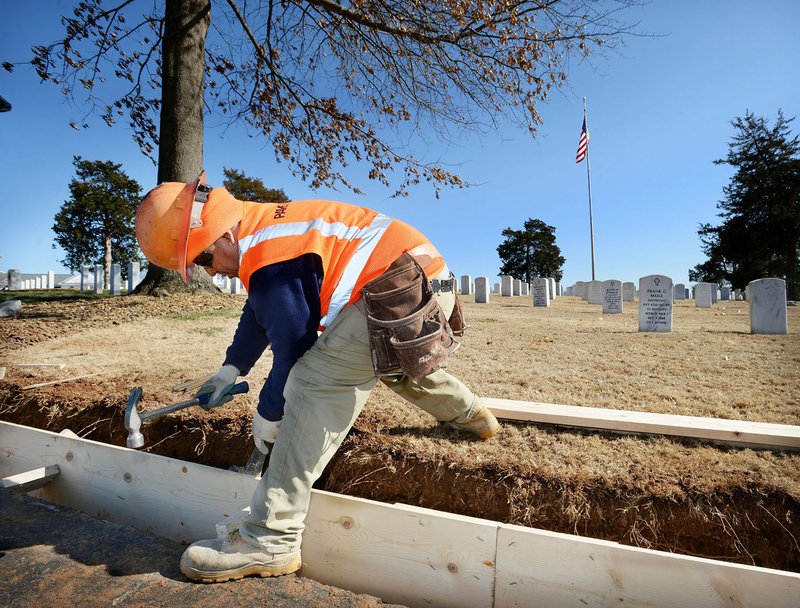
[{"left": 124, "top": 382, "right": 249, "bottom": 449}]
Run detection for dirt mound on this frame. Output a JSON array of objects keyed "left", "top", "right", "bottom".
[{"left": 1, "top": 292, "right": 798, "bottom": 573}]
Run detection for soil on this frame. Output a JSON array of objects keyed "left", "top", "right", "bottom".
[{"left": 1, "top": 292, "right": 799, "bottom": 575}]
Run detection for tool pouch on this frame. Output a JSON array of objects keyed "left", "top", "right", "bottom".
[{"left": 362, "top": 253, "right": 455, "bottom": 379}]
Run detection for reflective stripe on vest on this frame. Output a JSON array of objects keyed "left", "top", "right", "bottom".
[{"left": 238, "top": 212, "right": 394, "bottom": 327}]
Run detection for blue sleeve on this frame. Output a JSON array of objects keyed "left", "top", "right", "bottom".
[{"left": 224, "top": 254, "right": 322, "bottom": 422}]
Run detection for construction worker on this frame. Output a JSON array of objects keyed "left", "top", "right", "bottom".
[{"left": 135, "top": 173, "right": 500, "bottom": 583}]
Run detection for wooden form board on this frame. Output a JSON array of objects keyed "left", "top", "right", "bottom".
[
  {"left": 1, "top": 420, "right": 798, "bottom": 607},
  {"left": 484, "top": 397, "right": 800, "bottom": 450}
]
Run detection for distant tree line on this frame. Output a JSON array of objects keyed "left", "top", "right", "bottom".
[{"left": 690, "top": 111, "right": 800, "bottom": 299}]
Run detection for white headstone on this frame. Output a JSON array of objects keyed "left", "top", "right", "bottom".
[
  {"left": 639, "top": 275, "right": 673, "bottom": 332},
  {"left": 694, "top": 282, "right": 714, "bottom": 308},
  {"left": 501, "top": 275, "right": 513, "bottom": 297},
  {"left": 128, "top": 261, "right": 140, "bottom": 293},
  {"left": 733, "top": 288, "right": 742, "bottom": 300},
  {"left": 475, "top": 277, "right": 490, "bottom": 304},
  {"left": 602, "top": 280, "right": 623, "bottom": 314},
  {"left": 460, "top": 275, "right": 472, "bottom": 295},
  {"left": 47, "top": 270, "right": 55, "bottom": 289},
  {"left": 749, "top": 278, "right": 788, "bottom": 335},
  {"left": 556, "top": 281, "right": 562, "bottom": 297},
  {"left": 587, "top": 280, "right": 603, "bottom": 305},
  {"left": 548, "top": 278, "right": 556, "bottom": 301},
  {"left": 94, "top": 264, "right": 104, "bottom": 294},
  {"left": 721, "top": 287, "right": 731, "bottom": 300},
  {"left": 492, "top": 283, "right": 500, "bottom": 294},
  {"left": 622, "top": 282, "right": 635, "bottom": 301},
  {"left": 81, "top": 265, "right": 91, "bottom": 291},
  {"left": 110, "top": 263, "right": 122, "bottom": 295},
  {"left": 712, "top": 288, "right": 718, "bottom": 304},
  {"left": 520, "top": 282, "right": 528, "bottom": 296},
  {"left": 674, "top": 283, "right": 686, "bottom": 300},
  {"left": 7, "top": 269, "right": 21, "bottom": 290},
  {"left": 513, "top": 279, "right": 521, "bottom": 296},
  {"left": 532, "top": 278, "right": 550, "bottom": 307}
]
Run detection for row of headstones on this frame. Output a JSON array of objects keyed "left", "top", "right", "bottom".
[
  {"left": 8, "top": 270, "right": 58, "bottom": 291},
  {"left": 566, "top": 280, "right": 746, "bottom": 306},
  {"left": 213, "top": 275, "right": 247, "bottom": 294},
  {"left": 568, "top": 276, "right": 787, "bottom": 335},
  {"left": 456, "top": 275, "right": 562, "bottom": 305},
  {"left": 77, "top": 263, "right": 142, "bottom": 295}
]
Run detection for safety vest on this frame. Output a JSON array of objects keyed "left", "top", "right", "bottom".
[{"left": 236, "top": 200, "right": 447, "bottom": 328}]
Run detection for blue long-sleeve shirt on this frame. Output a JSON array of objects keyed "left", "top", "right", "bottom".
[{"left": 223, "top": 253, "right": 323, "bottom": 421}]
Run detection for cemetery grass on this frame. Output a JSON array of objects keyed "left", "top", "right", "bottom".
[{"left": 1, "top": 293, "right": 799, "bottom": 573}]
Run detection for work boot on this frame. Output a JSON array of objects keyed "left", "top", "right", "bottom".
[
  {"left": 180, "top": 528, "right": 301, "bottom": 583},
  {"left": 448, "top": 404, "right": 500, "bottom": 439}
]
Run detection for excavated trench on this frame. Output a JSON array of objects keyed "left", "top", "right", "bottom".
[{"left": 2, "top": 382, "right": 798, "bottom": 574}]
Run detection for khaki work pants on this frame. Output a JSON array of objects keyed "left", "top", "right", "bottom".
[{"left": 240, "top": 291, "right": 478, "bottom": 552}]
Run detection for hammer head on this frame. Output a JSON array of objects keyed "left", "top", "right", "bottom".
[{"left": 124, "top": 387, "right": 145, "bottom": 449}]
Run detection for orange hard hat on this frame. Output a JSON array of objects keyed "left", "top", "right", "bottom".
[{"left": 135, "top": 172, "right": 243, "bottom": 283}]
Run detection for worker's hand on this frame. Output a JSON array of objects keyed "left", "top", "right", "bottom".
[
  {"left": 195, "top": 364, "right": 240, "bottom": 410},
  {"left": 252, "top": 412, "right": 281, "bottom": 454}
]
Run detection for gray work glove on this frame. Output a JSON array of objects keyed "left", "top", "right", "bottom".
[
  {"left": 195, "top": 364, "right": 240, "bottom": 410},
  {"left": 252, "top": 411, "right": 281, "bottom": 454}
]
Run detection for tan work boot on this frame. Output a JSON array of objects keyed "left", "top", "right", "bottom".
[
  {"left": 180, "top": 529, "right": 301, "bottom": 583},
  {"left": 448, "top": 404, "right": 500, "bottom": 439}
]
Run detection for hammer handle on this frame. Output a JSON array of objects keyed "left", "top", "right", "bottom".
[{"left": 140, "top": 381, "right": 250, "bottom": 421}]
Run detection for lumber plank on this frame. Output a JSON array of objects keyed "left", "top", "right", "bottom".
[
  {"left": 1, "top": 464, "right": 61, "bottom": 494},
  {"left": 484, "top": 397, "right": 800, "bottom": 450},
  {"left": 12, "top": 363, "right": 66, "bottom": 369},
  {"left": 494, "top": 523, "right": 799, "bottom": 608},
  {"left": 1, "top": 420, "right": 798, "bottom": 608},
  {"left": 21, "top": 371, "right": 110, "bottom": 390},
  {"left": 303, "top": 491, "right": 497, "bottom": 607}
]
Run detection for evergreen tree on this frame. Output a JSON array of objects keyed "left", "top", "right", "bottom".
[
  {"left": 691, "top": 111, "right": 800, "bottom": 297},
  {"left": 497, "top": 219, "right": 565, "bottom": 283},
  {"left": 52, "top": 157, "right": 143, "bottom": 289},
  {"left": 222, "top": 168, "right": 289, "bottom": 203}
]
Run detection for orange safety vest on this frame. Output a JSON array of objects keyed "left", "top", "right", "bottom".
[{"left": 237, "top": 200, "right": 447, "bottom": 328}]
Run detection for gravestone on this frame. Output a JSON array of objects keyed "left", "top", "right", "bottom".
[
  {"left": 501, "top": 275, "right": 513, "bottom": 297},
  {"left": 685, "top": 288, "right": 690, "bottom": 299},
  {"left": 733, "top": 289, "right": 742, "bottom": 300},
  {"left": 7, "top": 269, "right": 21, "bottom": 290},
  {"left": 694, "top": 282, "right": 714, "bottom": 308},
  {"left": 674, "top": 283, "right": 686, "bottom": 300},
  {"left": 749, "top": 278, "right": 788, "bottom": 335},
  {"left": 712, "top": 289, "right": 718, "bottom": 304},
  {"left": 47, "top": 271, "right": 55, "bottom": 289},
  {"left": 622, "top": 282, "right": 635, "bottom": 301},
  {"left": 492, "top": 283, "right": 500, "bottom": 294},
  {"left": 602, "top": 280, "right": 623, "bottom": 314},
  {"left": 35, "top": 276, "right": 42, "bottom": 289},
  {"left": 532, "top": 278, "right": 550, "bottom": 307},
  {"left": 94, "top": 264, "right": 104, "bottom": 294},
  {"left": 81, "top": 265, "right": 91, "bottom": 291},
  {"left": 128, "top": 261, "right": 140, "bottom": 293},
  {"left": 639, "top": 275, "right": 673, "bottom": 332},
  {"left": 520, "top": 282, "right": 528, "bottom": 296},
  {"left": 556, "top": 281, "right": 562, "bottom": 297},
  {"left": 548, "top": 278, "right": 556, "bottom": 300},
  {"left": 513, "top": 279, "right": 521, "bottom": 296},
  {"left": 475, "top": 277, "right": 490, "bottom": 304},
  {"left": 721, "top": 287, "right": 731, "bottom": 300},
  {"left": 587, "top": 280, "right": 603, "bottom": 305},
  {"left": 460, "top": 275, "right": 472, "bottom": 296},
  {"left": 110, "top": 264, "right": 122, "bottom": 295}
]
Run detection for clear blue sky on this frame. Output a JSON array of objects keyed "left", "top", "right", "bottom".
[{"left": 1, "top": 1, "right": 799, "bottom": 287}]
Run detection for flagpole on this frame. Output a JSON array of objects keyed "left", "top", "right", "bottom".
[{"left": 583, "top": 97, "right": 596, "bottom": 281}]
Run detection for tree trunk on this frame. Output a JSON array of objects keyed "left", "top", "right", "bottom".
[{"left": 135, "top": 0, "right": 218, "bottom": 295}]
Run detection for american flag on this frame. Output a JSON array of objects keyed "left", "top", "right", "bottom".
[{"left": 575, "top": 117, "right": 589, "bottom": 163}]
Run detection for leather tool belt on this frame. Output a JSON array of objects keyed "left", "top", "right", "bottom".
[{"left": 361, "top": 253, "right": 466, "bottom": 379}]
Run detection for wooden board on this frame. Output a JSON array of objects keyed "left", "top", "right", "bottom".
[
  {"left": 494, "top": 523, "right": 800, "bottom": 608},
  {"left": 2, "top": 420, "right": 798, "bottom": 608},
  {"left": 1, "top": 464, "right": 60, "bottom": 493},
  {"left": 484, "top": 397, "right": 800, "bottom": 450}
]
